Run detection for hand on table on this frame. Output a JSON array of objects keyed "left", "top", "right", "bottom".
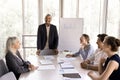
[
  {"left": 36, "top": 50, "right": 40, "bottom": 56},
  {"left": 29, "top": 64, "right": 38, "bottom": 71},
  {"left": 66, "top": 54, "right": 73, "bottom": 58},
  {"left": 54, "top": 49, "right": 58, "bottom": 55}
]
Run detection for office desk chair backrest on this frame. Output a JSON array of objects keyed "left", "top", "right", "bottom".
[
  {"left": 0, "top": 59, "right": 17, "bottom": 80},
  {"left": 0, "top": 59, "right": 8, "bottom": 77}
]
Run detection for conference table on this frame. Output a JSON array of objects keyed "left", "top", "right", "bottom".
[{"left": 19, "top": 52, "right": 92, "bottom": 80}]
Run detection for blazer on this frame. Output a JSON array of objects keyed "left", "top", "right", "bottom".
[
  {"left": 5, "top": 50, "right": 30, "bottom": 79},
  {"left": 37, "top": 23, "right": 58, "bottom": 50}
]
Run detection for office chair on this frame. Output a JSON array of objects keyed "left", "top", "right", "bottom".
[{"left": 0, "top": 59, "right": 16, "bottom": 80}]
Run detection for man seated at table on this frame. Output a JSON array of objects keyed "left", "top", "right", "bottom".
[
  {"left": 81, "top": 34, "right": 108, "bottom": 71},
  {"left": 66, "top": 34, "right": 94, "bottom": 60}
]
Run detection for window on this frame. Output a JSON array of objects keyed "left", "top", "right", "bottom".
[
  {"left": 0, "top": 0, "right": 22, "bottom": 58},
  {"left": 106, "top": 0, "right": 120, "bottom": 37},
  {"left": 62, "top": 0, "right": 104, "bottom": 48},
  {"left": 43, "top": 0, "right": 59, "bottom": 30},
  {"left": 63, "top": 0, "right": 77, "bottom": 18},
  {"left": 0, "top": 0, "right": 119, "bottom": 58},
  {"left": 79, "top": 0, "right": 104, "bottom": 48},
  {"left": 24, "top": 0, "right": 39, "bottom": 35},
  {"left": 23, "top": 0, "right": 38, "bottom": 57}
]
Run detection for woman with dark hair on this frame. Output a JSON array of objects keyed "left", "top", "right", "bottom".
[
  {"left": 88, "top": 36, "right": 120, "bottom": 80},
  {"left": 66, "top": 34, "right": 94, "bottom": 60},
  {"left": 5, "top": 37, "right": 37, "bottom": 79}
]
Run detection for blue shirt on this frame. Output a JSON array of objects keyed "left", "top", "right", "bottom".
[
  {"left": 104, "top": 54, "right": 120, "bottom": 80},
  {"left": 73, "top": 44, "right": 94, "bottom": 60}
]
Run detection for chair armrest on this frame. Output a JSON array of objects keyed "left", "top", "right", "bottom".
[{"left": 0, "top": 72, "right": 16, "bottom": 80}]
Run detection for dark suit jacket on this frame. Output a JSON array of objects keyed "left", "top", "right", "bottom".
[
  {"left": 37, "top": 23, "right": 58, "bottom": 50},
  {"left": 5, "top": 50, "right": 30, "bottom": 79}
]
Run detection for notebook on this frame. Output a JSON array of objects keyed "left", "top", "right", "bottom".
[
  {"left": 60, "top": 63, "right": 74, "bottom": 69},
  {"left": 63, "top": 73, "right": 81, "bottom": 78},
  {"left": 39, "top": 60, "right": 53, "bottom": 65}
]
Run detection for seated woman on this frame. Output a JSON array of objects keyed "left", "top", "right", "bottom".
[
  {"left": 81, "top": 34, "right": 108, "bottom": 71},
  {"left": 88, "top": 36, "right": 120, "bottom": 80},
  {"left": 66, "top": 34, "right": 94, "bottom": 60},
  {"left": 5, "top": 37, "right": 37, "bottom": 79}
]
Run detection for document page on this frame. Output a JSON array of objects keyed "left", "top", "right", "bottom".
[
  {"left": 60, "top": 63, "right": 74, "bottom": 69},
  {"left": 39, "top": 60, "right": 53, "bottom": 65},
  {"left": 38, "top": 65, "right": 55, "bottom": 70}
]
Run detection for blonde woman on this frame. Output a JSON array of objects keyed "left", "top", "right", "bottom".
[{"left": 5, "top": 37, "right": 37, "bottom": 79}]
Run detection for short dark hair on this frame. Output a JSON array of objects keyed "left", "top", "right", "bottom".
[
  {"left": 97, "top": 34, "right": 108, "bottom": 42},
  {"left": 45, "top": 14, "right": 51, "bottom": 19},
  {"left": 105, "top": 36, "right": 120, "bottom": 52},
  {"left": 82, "top": 34, "right": 90, "bottom": 43}
]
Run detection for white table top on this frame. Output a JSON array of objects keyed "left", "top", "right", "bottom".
[{"left": 19, "top": 54, "right": 92, "bottom": 80}]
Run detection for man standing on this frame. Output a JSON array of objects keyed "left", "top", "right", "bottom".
[{"left": 36, "top": 14, "right": 58, "bottom": 55}]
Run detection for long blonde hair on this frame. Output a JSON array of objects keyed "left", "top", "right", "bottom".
[{"left": 5, "top": 37, "right": 17, "bottom": 53}]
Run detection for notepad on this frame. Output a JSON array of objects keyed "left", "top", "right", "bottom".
[
  {"left": 59, "top": 69, "right": 79, "bottom": 74},
  {"left": 58, "top": 58, "right": 76, "bottom": 63},
  {"left": 43, "top": 56, "right": 55, "bottom": 60},
  {"left": 39, "top": 60, "right": 53, "bottom": 65},
  {"left": 60, "top": 63, "right": 74, "bottom": 69},
  {"left": 38, "top": 65, "right": 55, "bottom": 70}
]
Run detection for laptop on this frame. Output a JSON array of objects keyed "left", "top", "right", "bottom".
[{"left": 40, "top": 49, "right": 58, "bottom": 55}]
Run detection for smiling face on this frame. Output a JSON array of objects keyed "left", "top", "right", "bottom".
[
  {"left": 80, "top": 36, "right": 88, "bottom": 45},
  {"left": 96, "top": 38, "right": 104, "bottom": 49},
  {"left": 12, "top": 39, "right": 21, "bottom": 50},
  {"left": 102, "top": 37, "right": 114, "bottom": 54},
  {"left": 103, "top": 39, "right": 110, "bottom": 53}
]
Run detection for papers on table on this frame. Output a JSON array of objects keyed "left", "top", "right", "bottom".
[
  {"left": 57, "top": 57, "right": 76, "bottom": 63},
  {"left": 38, "top": 55, "right": 81, "bottom": 79},
  {"left": 59, "top": 69, "right": 78, "bottom": 74},
  {"left": 58, "top": 61, "right": 81, "bottom": 79},
  {"left": 62, "top": 51, "right": 71, "bottom": 55},
  {"left": 38, "top": 56, "right": 55, "bottom": 70},
  {"left": 60, "top": 62, "right": 74, "bottom": 69},
  {"left": 39, "top": 60, "right": 53, "bottom": 65},
  {"left": 43, "top": 56, "right": 55, "bottom": 60},
  {"left": 63, "top": 77, "right": 81, "bottom": 80},
  {"left": 38, "top": 65, "right": 55, "bottom": 70}
]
